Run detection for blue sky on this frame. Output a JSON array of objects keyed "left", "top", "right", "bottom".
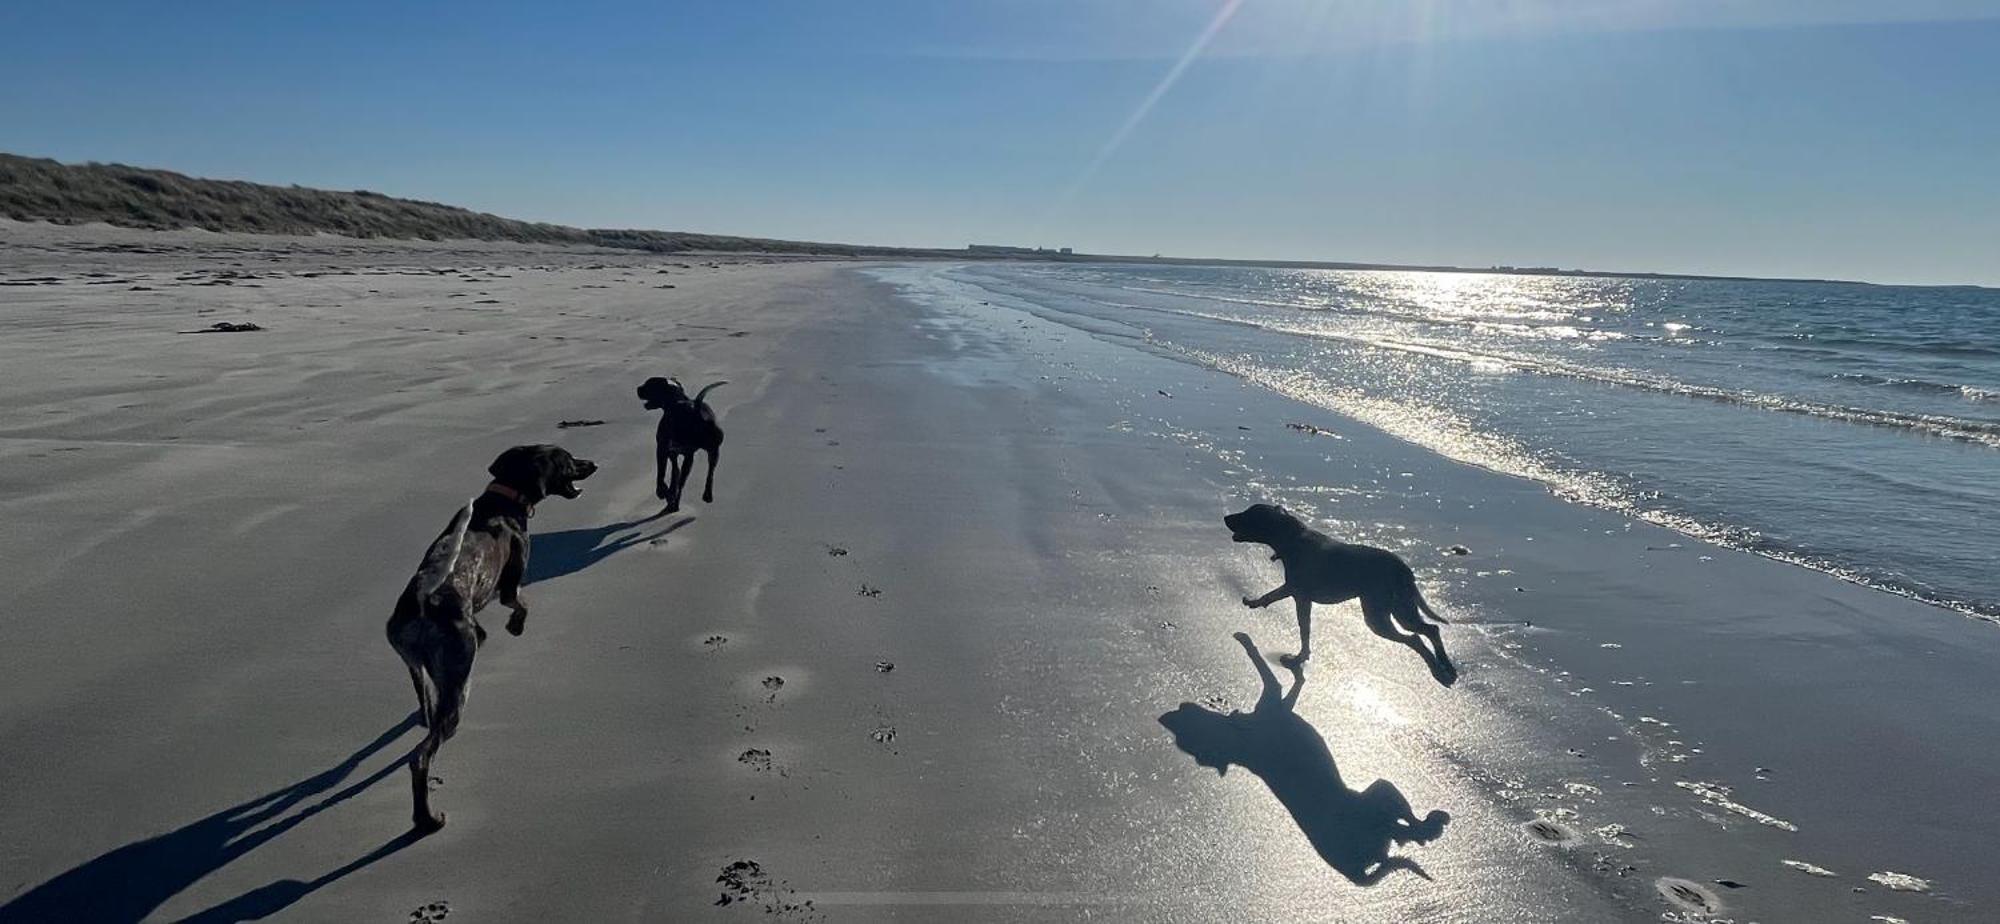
[{"left": 3, "top": 1, "right": 1998, "bottom": 284}]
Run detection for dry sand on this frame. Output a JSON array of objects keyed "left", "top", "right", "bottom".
[{"left": 1, "top": 222, "right": 1993, "bottom": 922}]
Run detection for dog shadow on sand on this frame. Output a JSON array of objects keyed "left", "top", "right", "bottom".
[
  {"left": 1159, "top": 633, "right": 1450, "bottom": 886},
  {"left": 525, "top": 510, "right": 691, "bottom": 585},
  {"left": 0, "top": 715, "right": 424, "bottom": 924}
]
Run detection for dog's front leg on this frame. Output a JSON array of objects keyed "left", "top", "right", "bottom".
[
  {"left": 664, "top": 444, "right": 680, "bottom": 502},
  {"left": 1280, "top": 598, "right": 1314, "bottom": 668},
  {"left": 664, "top": 452, "right": 686, "bottom": 512},
  {"left": 1242, "top": 584, "right": 1293, "bottom": 609},
  {"left": 500, "top": 535, "right": 530, "bottom": 636},
  {"left": 671, "top": 451, "right": 693, "bottom": 508}
]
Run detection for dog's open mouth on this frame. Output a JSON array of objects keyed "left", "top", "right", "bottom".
[{"left": 554, "top": 460, "right": 598, "bottom": 498}]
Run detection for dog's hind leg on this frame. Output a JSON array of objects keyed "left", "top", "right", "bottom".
[
  {"left": 1365, "top": 596, "right": 1454, "bottom": 684},
  {"left": 409, "top": 627, "right": 475, "bottom": 834},
  {"left": 1362, "top": 596, "right": 1427, "bottom": 655},
  {"left": 388, "top": 620, "right": 435, "bottom": 728},
  {"left": 1392, "top": 593, "right": 1451, "bottom": 667},
  {"left": 700, "top": 445, "right": 719, "bottom": 504},
  {"left": 398, "top": 649, "right": 434, "bottom": 729}
]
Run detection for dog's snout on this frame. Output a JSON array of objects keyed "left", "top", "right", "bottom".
[{"left": 575, "top": 458, "right": 599, "bottom": 479}]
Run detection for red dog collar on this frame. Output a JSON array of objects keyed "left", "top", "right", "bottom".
[{"left": 483, "top": 482, "right": 534, "bottom": 517}]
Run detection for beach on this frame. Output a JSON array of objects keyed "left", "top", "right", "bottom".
[{"left": 2, "top": 223, "right": 1996, "bottom": 922}]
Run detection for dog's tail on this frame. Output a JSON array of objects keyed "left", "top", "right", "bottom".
[
  {"left": 416, "top": 497, "right": 477, "bottom": 603},
  {"left": 693, "top": 380, "right": 728, "bottom": 405},
  {"left": 1412, "top": 586, "right": 1451, "bottom": 624}
]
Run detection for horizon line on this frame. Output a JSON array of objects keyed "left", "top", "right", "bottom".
[{"left": 4, "top": 150, "right": 1992, "bottom": 291}]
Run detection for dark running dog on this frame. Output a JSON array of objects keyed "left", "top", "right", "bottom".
[
  {"left": 637, "top": 376, "right": 725, "bottom": 513},
  {"left": 386, "top": 444, "right": 596, "bottom": 833},
  {"left": 1224, "top": 503, "right": 1455, "bottom": 684}
]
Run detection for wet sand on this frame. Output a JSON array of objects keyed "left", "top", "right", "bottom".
[{"left": 1, "top": 223, "right": 1993, "bottom": 922}]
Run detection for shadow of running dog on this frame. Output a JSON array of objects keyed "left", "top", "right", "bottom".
[
  {"left": 524, "top": 510, "right": 692, "bottom": 586},
  {"left": 1159, "top": 633, "right": 1449, "bottom": 885},
  {"left": 0, "top": 715, "right": 423, "bottom": 924}
]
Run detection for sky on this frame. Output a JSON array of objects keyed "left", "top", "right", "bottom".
[{"left": 3, "top": 1, "right": 1998, "bottom": 285}]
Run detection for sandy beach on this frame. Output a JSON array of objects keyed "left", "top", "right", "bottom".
[{"left": 3, "top": 222, "right": 1996, "bottom": 923}]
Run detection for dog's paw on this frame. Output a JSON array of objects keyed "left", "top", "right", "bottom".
[
  {"left": 655, "top": 484, "right": 671, "bottom": 500},
  {"left": 1241, "top": 595, "right": 1261, "bottom": 609},
  {"left": 414, "top": 810, "right": 447, "bottom": 835},
  {"left": 1232, "top": 631, "right": 1252, "bottom": 645},
  {"left": 1277, "top": 651, "right": 1310, "bottom": 669},
  {"left": 506, "top": 611, "right": 528, "bottom": 637}
]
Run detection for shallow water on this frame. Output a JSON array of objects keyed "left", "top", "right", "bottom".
[{"left": 918, "top": 262, "right": 2000, "bottom": 622}]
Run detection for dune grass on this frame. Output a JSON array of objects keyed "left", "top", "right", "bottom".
[{"left": 0, "top": 153, "right": 940, "bottom": 256}]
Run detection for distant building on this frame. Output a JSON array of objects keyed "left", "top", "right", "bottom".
[
  {"left": 967, "top": 243, "right": 1073, "bottom": 257},
  {"left": 1059, "top": 247, "right": 1072, "bottom": 255}
]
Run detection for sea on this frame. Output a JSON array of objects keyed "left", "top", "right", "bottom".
[{"left": 905, "top": 261, "right": 2000, "bottom": 623}]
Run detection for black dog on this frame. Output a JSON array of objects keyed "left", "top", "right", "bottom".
[
  {"left": 385, "top": 444, "right": 596, "bottom": 834},
  {"left": 1224, "top": 503, "right": 1454, "bottom": 683},
  {"left": 636, "top": 376, "right": 725, "bottom": 513}
]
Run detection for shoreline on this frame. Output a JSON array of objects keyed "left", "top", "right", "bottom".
[
  {"left": 16, "top": 212, "right": 1994, "bottom": 291},
  {"left": 872, "top": 262, "right": 2000, "bottom": 921},
  {"left": 1, "top": 225, "right": 1993, "bottom": 921}
]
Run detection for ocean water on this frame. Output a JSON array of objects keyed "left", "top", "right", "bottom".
[{"left": 919, "top": 262, "right": 2000, "bottom": 622}]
